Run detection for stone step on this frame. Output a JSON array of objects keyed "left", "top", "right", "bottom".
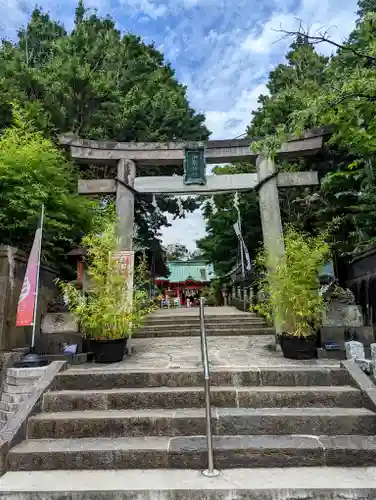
[
  {"left": 42, "top": 386, "right": 365, "bottom": 412},
  {"left": 2, "top": 467, "right": 376, "bottom": 500},
  {"left": 142, "top": 319, "right": 266, "bottom": 328},
  {"left": 139, "top": 320, "right": 267, "bottom": 330},
  {"left": 144, "top": 314, "right": 260, "bottom": 324},
  {"left": 133, "top": 326, "right": 274, "bottom": 337},
  {"left": 51, "top": 367, "right": 351, "bottom": 391},
  {"left": 27, "top": 407, "right": 376, "bottom": 439},
  {"left": 8, "top": 435, "right": 376, "bottom": 471}
]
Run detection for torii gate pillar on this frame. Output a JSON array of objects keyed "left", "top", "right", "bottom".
[
  {"left": 257, "top": 155, "right": 285, "bottom": 264},
  {"left": 257, "top": 155, "right": 285, "bottom": 337},
  {"left": 116, "top": 159, "right": 135, "bottom": 354},
  {"left": 116, "top": 159, "right": 136, "bottom": 252}
]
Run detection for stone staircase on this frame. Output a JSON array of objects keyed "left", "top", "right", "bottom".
[
  {"left": 5, "top": 365, "right": 376, "bottom": 475},
  {"left": 135, "top": 310, "right": 274, "bottom": 337}
]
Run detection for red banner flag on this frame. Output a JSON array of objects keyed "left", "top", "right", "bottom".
[{"left": 16, "top": 228, "right": 42, "bottom": 327}]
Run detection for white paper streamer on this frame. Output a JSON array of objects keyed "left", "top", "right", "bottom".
[
  {"left": 152, "top": 194, "right": 158, "bottom": 209},
  {"left": 177, "top": 197, "right": 184, "bottom": 217},
  {"left": 233, "top": 191, "right": 240, "bottom": 213},
  {"left": 210, "top": 196, "right": 217, "bottom": 214}
]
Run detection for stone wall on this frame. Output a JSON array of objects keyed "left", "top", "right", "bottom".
[{"left": 0, "top": 246, "right": 59, "bottom": 351}]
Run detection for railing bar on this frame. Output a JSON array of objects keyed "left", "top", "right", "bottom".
[{"left": 199, "top": 297, "right": 220, "bottom": 478}]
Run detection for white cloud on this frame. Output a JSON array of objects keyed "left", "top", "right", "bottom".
[
  {"left": 120, "top": 0, "right": 168, "bottom": 19},
  {"left": 205, "top": 84, "right": 267, "bottom": 139},
  {"left": 0, "top": 0, "right": 31, "bottom": 38},
  {"left": 160, "top": 210, "right": 206, "bottom": 251},
  {"left": 242, "top": 14, "right": 294, "bottom": 54},
  {"left": 242, "top": 0, "right": 357, "bottom": 60},
  {"left": 195, "top": 0, "right": 357, "bottom": 141},
  {"left": 181, "top": 0, "right": 202, "bottom": 5}
]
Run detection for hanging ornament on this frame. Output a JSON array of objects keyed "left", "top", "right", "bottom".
[
  {"left": 132, "top": 223, "right": 139, "bottom": 240},
  {"left": 233, "top": 191, "right": 240, "bottom": 212},
  {"left": 152, "top": 194, "right": 158, "bottom": 210},
  {"left": 177, "top": 197, "right": 184, "bottom": 217}
]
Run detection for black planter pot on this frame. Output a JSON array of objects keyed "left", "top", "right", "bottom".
[
  {"left": 81, "top": 338, "right": 94, "bottom": 362},
  {"left": 89, "top": 338, "right": 127, "bottom": 363},
  {"left": 279, "top": 333, "right": 317, "bottom": 360}
]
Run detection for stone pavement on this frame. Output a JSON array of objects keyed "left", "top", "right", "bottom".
[
  {"left": 69, "top": 306, "right": 339, "bottom": 370},
  {"left": 2, "top": 467, "right": 376, "bottom": 499},
  {"left": 71, "top": 335, "right": 339, "bottom": 371}
]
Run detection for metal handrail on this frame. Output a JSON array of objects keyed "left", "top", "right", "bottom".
[{"left": 199, "top": 297, "right": 220, "bottom": 477}]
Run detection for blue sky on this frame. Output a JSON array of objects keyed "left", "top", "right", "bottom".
[{"left": 1, "top": 0, "right": 358, "bottom": 250}]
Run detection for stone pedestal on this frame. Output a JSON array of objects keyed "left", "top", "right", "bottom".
[
  {"left": 320, "top": 301, "right": 373, "bottom": 348},
  {"left": 39, "top": 313, "right": 82, "bottom": 354},
  {"left": 345, "top": 341, "right": 365, "bottom": 360},
  {"left": 323, "top": 301, "right": 363, "bottom": 327}
]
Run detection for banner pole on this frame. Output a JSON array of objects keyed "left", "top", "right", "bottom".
[{"left": 31, "top": 204, "right": 44, "bottom": 350}]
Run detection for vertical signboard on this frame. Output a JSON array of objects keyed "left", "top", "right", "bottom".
[{"left": 183, "top": 148, "right": 206, "bottom": 185}]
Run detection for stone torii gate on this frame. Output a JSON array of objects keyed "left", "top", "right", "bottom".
[{"left": 59, "top": 128, "right": 327, "bottom": 332}]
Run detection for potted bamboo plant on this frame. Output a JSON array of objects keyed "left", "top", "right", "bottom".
[
  {"left": 254, "top": 226, "right": 329, "bottom": 360},
  {"left": 59, "top": 220, "right": 155, "bottom": 363}
]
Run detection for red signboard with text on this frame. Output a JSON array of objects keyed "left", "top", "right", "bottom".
[{"left": 114, "top": 250, "right": 134, "bottom": 281}]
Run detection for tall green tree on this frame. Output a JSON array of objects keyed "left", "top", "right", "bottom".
[
  {"left": 278, "top": 5, "right": 376, "bottom": 255},
  {"left": 0, "top": 2, "right": 210, "bottom": 262},
  {"left": 5, "top": 4, "right": 209, "bottom": 142},
  {"left": 357, "top": 0, "right": 376, "bottom": 18},
  {"left": 249, "top": 36, "right": 329, "bottom": 137},
  {"left": 0, "top": 114, "right": 96, "bottom": 263},
  {"left": 240, "top": 0, "right": 376, "bottom": 258},
  {"left": 165, "top": 244, "right": 189, "bottom": 261}
]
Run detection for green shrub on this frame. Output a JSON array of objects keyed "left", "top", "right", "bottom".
[
  {"left": 253, "top": 227, "right": 329, "bottom": 337},
  {"left": 58, "top": 220, "right": 155, "bottom": 340}
]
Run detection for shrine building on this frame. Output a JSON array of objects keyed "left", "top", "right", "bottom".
[{"left": 155, "top": 260, "right": 215, "bottom": 306}]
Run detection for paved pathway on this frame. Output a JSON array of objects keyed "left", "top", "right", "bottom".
[
  {"left": 72, "top": 335, "right": 339, "bottom": 371},
  {"left": 69, "top": 307, "right": 339, "bottom": 371}
]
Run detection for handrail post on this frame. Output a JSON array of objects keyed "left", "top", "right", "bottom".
[{"left": 199, "top": 297, "right": 220, "bottom": 477}]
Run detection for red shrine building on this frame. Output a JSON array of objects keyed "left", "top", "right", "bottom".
[{"left": 155, "top": 260, "right": 215, "bottom": 306}]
